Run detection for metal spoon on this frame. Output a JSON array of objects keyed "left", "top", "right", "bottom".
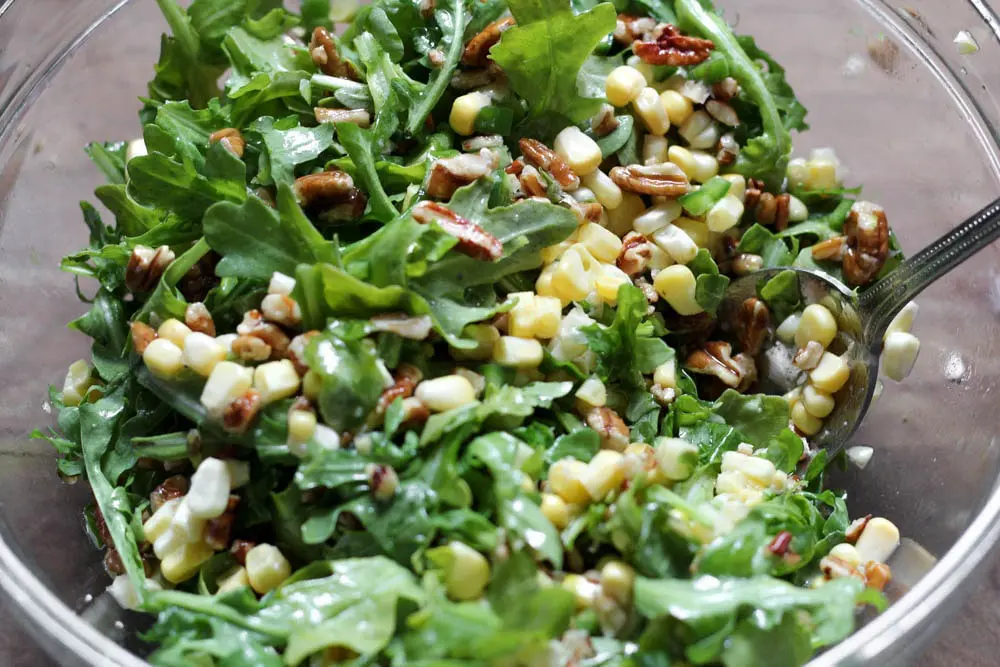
[{"left": 719, "top": 197, "right": 1000, "bottom": 453}]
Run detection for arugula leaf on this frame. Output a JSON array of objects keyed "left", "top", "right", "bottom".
[
  {"left": 490, "top": 0, "right": 617, "bottom": 129},
  {"left": 757, "top": 269, "right": 801, "bottom": 322},
  {"left": 737, "top": 224, "right": 797, "bottom": 268},
  {"left": 406, "top": 0, "right": 466, "bottom": 135},
  {"left": 679, "top": 176, "right": 731, "bottom": 217},
  {"left": 304, "top": 329, "right": 386, "bottom": 432},
  {"left": 151, "top": 0, "right": 224, "bottom": 108},
  {"left": 688, "top": 248, "right": 730, "bottom": 315},
  {"left": 250, "top": 116, "right": 335, "bottom": 186},
  {"left": 335, "top": 123, "right": 398, "bottom": 222}
]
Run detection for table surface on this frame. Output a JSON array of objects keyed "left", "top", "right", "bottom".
[{"left": 2, "top": 0, "right": 1000, "bottom": 665}]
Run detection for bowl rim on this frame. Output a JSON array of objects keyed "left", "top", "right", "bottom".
[{"left": 0, "top": 0, "right": 998, "bottom": 665}]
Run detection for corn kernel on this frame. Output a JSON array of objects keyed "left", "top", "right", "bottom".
[
  {"left": 721, "top": 174, "right": 746, "bottom": 202},
  {"left": 142, "top": 497, "right": 181, "bottom": 544},
  {"left": 805, "top": 158, "right": 840, "bottom": 190},
  {"left": 540, "top": 493, "right": 571, "bottom": 529},
  {"left": 225, "top": 459, "right": 251, "bottom": 490},
  {"left": 532, "top": 296, "right": 563, "bottom": 339},
  {"left": 633, "top": 202, "right": 682, "bottom": 236},
  {"left": 651, "top": 224, "right": 698, "bottom": 264},
  {"left": 553, "top": 126, "right": 602, "bottom": 176},
  {"left": 678, "top": 110, "right": 719, "bottom": 150},
  {"left": 775, "top": 314, "right": 801, "bottom": 344},
  {"left": 594, "top": 264, "right": 630, "bottom": 305},
  {"left": 581, "top": 450, "right": 626, "bottom": 500},
  {"left": 450, "top": 92, "right": 491, "bottom": 136},
  {"left": 643, "top": 135, "right": 669, "bottom": 165},
  {"left": 795, "top": 304, "right": 838, "bottom": 349},
  {"left": 187, "top": 457, "right": 231, "bottom": 519},
  {"left": 672, "top": 217, "right": 711, "bottom": 249},
  {"left": 578, "top": 223, "right": 623, "bottom": 263},
  {"left": 107, "top": 576, "right": 141, "bottom": 611},
  {"left": 252, "top": 359, "right": 301, "bottom": 405},
  {"left": 551, "top": 247, "right": 594, "bottom": 302},
  {"left": 157, "top": 318, "right": 192, "bottom": 348},
  {"left": 653, "top": 361, "right": 676, "bottom": 389},
  {"left": 415, "top": 374, "right": 478, "bottom": 412},
  {"left": 600, "top": 560, "right": 635, "bottom": 604},
  {"left": 791, "top": 401, "right": 823, "bottom": 435},
  {"left": 854, "top": 517, "right": 900, "bottom": 564},
  {"left": 143, "top": 338, "right": 185, "bottom": 379},
  {"left": 549, "top": 458, "right": 591, "bottom": 504},
  {"left": 884, "top": 301, "right": 919, "bottom": 340},
  {"left": 706, "top": 194, "right": 744, "bottom": 233},
  {"left": 508, "top": 292, "right": 538, "bottom": 338},
  {"left": 287, "top": 409, "right": 318, "bottom": 450},
  {"left": 882, "top": 331, "right": 920, "bottom": 382},
  {"left": 201, "top": 361, "right": 254, "bottom": 416},
  {"left": 660, "top": 90, "right": 693, "bottom": 125},
  {"left": 216, "top": 566, "right": 251, "bottom": 594},
  {"left": 654, "top": 437, "right": 697, "bottom": 481},
  {"left": 787, "top": 195, "right": 809, "bottom": 222},
  {"left": 606, "top": 192, "right": 645, "bottom": 237},
  {"left": 493, "top": 336, "right": 544, "bottom": 368},
  {"left": 268, "top": 271, "right": 296, "bottom": 296},
  {"left": 647, "top": 244, "right": 673, "bottom": 271},
  {"left": 581, "top": 169, "right": 623, "bottom": 210},
  {"left": 633, "top": 87, "right": 670, "bottom": 136},
  {"left": 575, "top": 376, "right": 607, "bottom": 407},
  {"left": 605, "top": 66, "right": 646, "bottom": 107},
  {"left": 245, "top": 544, "right": 292, "bottom": 594},
  {"left": 451, "top": 324, "right": 501, "bottom": 361},
  {"left": 161, "top": 541, "right": 214, "bottom": 584},
  {"left": 721, "top": 451, "right": 777, "bottom": 486},
  {"left": 182, "top": 332, "right": 227, "bottom": 377},
  {"left": 562, "top": 574, "right": 600, "bottom": 609},
  {"left": 829, "top": 543, "right": 862, "bottom": 569},
  {"left": 786, "top": 157, "right": 808, "bottom": 189},
  {"left": 802, "top": 384, "right": 835, "bottom": 418},
  {"left": 653, "top": 265, "right": 702, "bottom": 316},
  {"left": 61, "top": 359, "right": 93, "bottom": 407},
  {"left": 668, "top": 145, "right": 718, "bottom": 184},
  {"left": 810, "top": 352, "right": 851, "bottom": 394},
  {"left": 443, "top": 542, "right": 490, "bottom": 601}
]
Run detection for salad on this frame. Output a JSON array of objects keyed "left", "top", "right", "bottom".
[{"left": 38, "top": 0, "right": 925, "bottom": 665}]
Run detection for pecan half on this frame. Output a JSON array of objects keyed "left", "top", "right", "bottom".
[
  {"left": 616, "top": 232, "right": 653, "bottom": 275},
  {"left": 863, "top": 561, "right": 892, "bottom": 592},
  {"left": 367, "top": 463, "right": 399, "bottom": 501},
  {"left": 376, "top": 363, "right": 422, "bottom": 415},
  {"left": 650, "top": 384, "right": 676, "bottom": 406},
  {"left": 736, "top": 298, "right": 770, "bottom": 356},
  {"left": 314, "top": 107, "right": 371, "bottom": 128},
  {"left": 370, "top": 313, "right": 434, "bottom": 340},
  {"left": 287, "top": 330, "right": 321, "bottom": 375},
  {"left": 754, "top": 192, "right": 778, "bottom": 225},
  {"left": 450, "top": 68, "right": 495, "bottom": 90},
  {"left": 222, "top": 389, "right": 263, "bottom": 434},
  {"left": 743, "top": 178, "right": 766, "bottom": 212},
  {"left": 843, "top": 201, "right": 889, "bottom": 287},
  {"left": 712, "top": 77, "right": 740, "bottom": 102},
  {"left": 462, "top": 17, "right": 515, "bottom": 67},
  {"left": 294, "top": 170, "right": 367, "bottom": 223},
  {"left": 585, "top": 407, "right": 630, "bottom": 452},
  {"left": 519, "top": 138, "right": 580, "bottom": 191},
  {"left": 845, "top": 515, "right": 872, "bottom": 544},
  {"left": 412, "top": 201, "right": 503, "bottom": 261},
  {"left": 590, "top": 103, "right": 619, "bottom": 137},
  {"left": 204, "top": 496, "right": 240, "bottom": 551},
  {"left": 716, "top": 133, "right": 739, "bottom": 167},
  {"left": 150, "top": 475, "right": 188, "bottom": 513},
  {"left": 126, "top": 245, "right": 174, "bottom": 293},
  {"left": 614, "top": 14, "right": 658, "bottom": 44},
  {"left": 730, "top": 253, "right": 763, "bottom": 276},
  {"left": 685, "top": 341, "right": 757, "bottom": 391},
  {"left": 773, "top": 193, "right": 790, "bottom": 232},
  {"left": 705, "top": 99, "right": 739, "bottom": 127},
  {"left": 610, "top": 163, "right": 689, "bottom": 197},
  {"left": 811, "top": 236, "right": 847, "bottom": 261},
  {"left": 767, "top": 530, "right": 794, "bottom": 556},
  {"left": 232, "top": 335, "right": 272, "bottom": 362},
  {"left": 518, "top": 165, "right": 549, "bottom": 198},
  {"left": 229, "top": 539, "right": 256, "bottom": 566},
  {"left": 563, "top": 196, "right": 603, "bottom": 224},
  {"left": 184, "top": 302, "right": 216, "bottom": 337},
  {"left": 310, "top": 27, "right": 359, "bottom": 79},
  {"left": 400, "top": 396, "right": 431, "bottom": 426},
  {"left": 130, "top": 321, "right": 157, "bottom": 355},
  {"left": 634, "top": 24, "right": 714, "bottom": 66},
  {"left": 209, "top": 128, "right": 245, "bottom": 158},
  {"left": 426, "top": 149, "right": 498, "bottom": 199}
]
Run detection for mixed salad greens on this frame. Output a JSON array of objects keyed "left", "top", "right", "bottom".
[{"left": 37, "top": 0, "right": 918, "bottom": 665}]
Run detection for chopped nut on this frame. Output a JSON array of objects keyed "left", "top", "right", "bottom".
[
  {"left": 843, "top": 201, "right": 889, "bottom": 287},
  {"left": 635, "top": 276, "right": 659, "bottom": 304},
  {"left": 184, "top": 302, "right": 216, "bottom": 337},
  {"left": 585, "top": 407, "right": 630, "bottom": 452},
  {"left": 767, "top": 530, "right": 793, "bottom": 556},
  {"left": 793, "top": 341, "right": 825, "bottom": 371},
  {"left": 294, "top": 170, "right": 367, "bottom": 222},
  {"left": 150, "top": 475, "right": 188, "bottom": 513},
  {"left": 427, "top": 49, "right": 446, "bottom": 67},
  {"left": 309, "top": 26, "right": 359, "bottom": 79},
  {"left": 811, "top": 236, "right": 847, "bottom": 261},
  {"left": 376, "top": 363, "right": 422, "bottom": 415},
  {"left": 462, "top": 135, "right": 504, "bottom": 152},
  {"left": 614, "top": 14, "right": 658, "bottom": 44},
  {"left": 287, "top": 330, "right": 320, "bottom": 375},
  {"left": 104, "top": 548, "right": 126, "bottom": 576},
  {"left": 563, "top": 196, "right": 603, "bottom": 224},
  {"left": 519, "top": 138, "right": 580, "bottom": 191},
  {"left": 126, "top": 245, "right": 175, "bottom": 293},
  {"left": 736, "top": 298, "right": 770, "bottom": 356},
  {"left": 609, "top": 163, "right": 689, "bottom": 197},
  {"left": 229, "top": 539, "right": 256, "bottom": 566},
  {"left": 367, "top": 463, "right": 399, "bottom": 501},
  {"left": 845, "top": 515, "right": 872, "bottom": 544},
  {"left": 130, "top": 321, "right": 157, "bottom": 355},
  {"left": 821, "top": 554, "right": 861, "bottom": 580},
  {"left": 450, "top": 68, "right": 495, "bottom": 90},
  {"left": 634, "top": 24, "right": 714, "bottom": 66},
  {"left": 590, "top": 104, "right": 620, "bottom": 137},
  {"left": 731, "top": 253, "right": 763, "bottom": 276},
  {"left": 650, "top": 384, "right": 676, "bottom": 406},
  {"left": 314, "top": 107, "right": 371, "bottom": 128},
  {"left": 178, "top": 252, "right": 219, "bottom": 303},
  {"left": 716, "top": 133, "right": 739, "bottom": 166},
  {"left": 518, "top": 165, "right": 549, "bottom": 198},
  {"left": 685, "top": 341, "right": 757, "bottom": 391},
  {"left": 616, "top": 232, "right": 653, "bottom": 275},
  {"left": 222, "top": 389, "right": 263, "bottom": 434},
  {"left": 705, "top": 99, "right": 739, "bottom": 127},
  {"left": 261, "top": 294, "right": 302, "bottom": 327},
  {"left": 400, "top": 396, "right": 431, "bottom": 426},
  {"left": 370, "top": 313, "right": 434, "bottom": 340},
  {"left": 237, "top": 310, "right": 291, "bottom": 356},
  {"left": 209, "top": 128, "right": 245, "bottom": 158},
  {"left": 462, "top": 17, "right": 516, "bottom": 67},
  {"left": 412, "top": 201, "right": 503, "bottom": 261},
  {"left": 426, "top": 149, "right": 498, "bottom": 199},
  {"left": 754, "top": 192, "right": 778, "bottom": 225},
  {"left": 711, "top": 77, "right": 739, "bottom": 101},
  {"left": 863, "top": 560, "right": 892, "bottom": 591},
  {"left": 232, "top": 335, "right": 272, "bottom": 362},
  {"left": 773, "top": 193, "right": 791, "bottom": 232}
]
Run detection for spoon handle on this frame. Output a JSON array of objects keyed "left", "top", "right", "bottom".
[{"left": 859, "top": 197, "right": 1000, "bottom": 343}]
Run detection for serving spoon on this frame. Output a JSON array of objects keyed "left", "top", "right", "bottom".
[{"left": 718, "top": 197, "right": 1000, "bottom": 454}]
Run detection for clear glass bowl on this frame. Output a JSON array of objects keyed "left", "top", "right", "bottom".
[{"left": 1, "top": 0, "right": 998, "bottom": 665}]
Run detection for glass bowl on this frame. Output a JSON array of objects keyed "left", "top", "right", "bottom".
[{"left": 0, "top": 0, "right": 998, "bottom": 665}]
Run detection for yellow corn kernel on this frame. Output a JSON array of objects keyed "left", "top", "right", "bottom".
[
  {"left": 493, "top": 336, "right": 544, "bottom": 368},
  {"left": 415, "top": 375, "right": 477, "bottom": 412},
  {"left": 532, "top": 296, "right": 563, "bottom": 339},
  {"left": 142, "top": 498, "right": 181, "bottom": 544},
  {"left": 143, "top": 338, "right": 185, "bottom": 379},
  {"left": 802, "top": 384, "right": 835, "bottom": 418},
  {"left": 626, "top": 55, "right": 657, "bottom": 84},
  {"left": 795, "top": 304, "right": 838, "bottom": 349},
  {"left": 804, "top": 158, "right": 839, "bottom": 190},
  {"left": 450, "top": 92, "right": 491, "bottom": 136},
  {"left": 660, "top": 90, "right": 693, "bottom": 125},
  {"left": 508, "top": 292, "right": 539, "bottom": 338},
  {"left": 61, "top": 359, "right": 94, "bottom": 407},
  {"left": 182, "top": 332, "right": 227, "bottom": 377},
  {"left": 678, "top": 110, "right": 719, "bottom": 150},
  {"left": 216, "top": 566, "right": 251, "bottom": 594},
  {"left": 706, "top": 194, "right": 744, "bottom": 233},
  {"left": 161, "top": 541, "right": 214, "bottom": 584},
  {"left": 443, "top": 542, "right": 491, "bottom": 601},
  {"left": 653, "top": 265, "right": 702, "bottom": 316},
  {"left": 554, "top": 126, "right": 602, "bottom": 176},
  {"left": 653, "top": 361, "right": 676, "bottom": 389},
  {"left": 786, "top": 157, "right": 808, "bottom": 189},
  {"left": 809, "top": 352, "right": 851, "bottom": 394},
  {"left": 668, "top": 145, "right": 719, "bottom": 184},
  {"left": 791, "top": 401, "right": 823, "bottom": 436},
  {"left": 157, "top": 318, "right": 192, "bottom": 348},
  {"left": 672, "top": 217, "right": 711, "bottom": 249},
  {"left": 245, "top": 544, "right": 292, "bottom": 594},
  {"left": 854, "top": 517, "right": 900, "bottom": 564},
  {"left": 651, "top": 223, "right": 698, "bottom": 264},
  {"left": 594, "top": 264, "right": 630, "bottom": 305},
  {"left": 600, "top": 560, "right": 636, "bottom": 604},
  {"left": 654, "top": 437, "right": 697, "bottom": 481},
  {"left": 633, "top": 201, "right": 682, "bottom": 236},
  {"left": 633, "top": 87, "right": 670, "bottom": 136},
  {"left": 253, "top": 360, "right": 301, "bottom": 404},
  {"left": 605, "top": 66, "right": 647, "bottom": 107},
  {"left": 535, "top": 267, "right": 566, "bottom": 306},
  {"left": 647, "top": 244, "right": 674, "bottom": 271},
  {"left": 562, "top": 574, "right": 600, "bottom": 609},
  {"left": 581, "top": 450, "right": 626, "bottom": 500},
  {"left": 884, "top": 301, "right": 919, "bottom": 340},
  {"left": 643, "top": 134, "right": 669, "bottom": 165},
  {"left": 451, "top": 324, "right": 501, "bottom": 361},
  {"left": 551, "top": 247, "right": 594, "bottom": 302},
  {"left": 606, "top": 192, "right": 646, "bottom": 237},
  {"left": 548, "top": 458, "right": 591, "bottom": 504},
  {"left": 721, "top": 174, "right": 746, "bottom": 202},
  {"left": 540, "top": 493, "right": 571, "bottom": 529},
  {"left": 882, "top": 331, "right": 920, "bottom": 382},
  {"left": 575, "top": 376, "right": 607, "bottom": 407},
  {"left": 578, "top": 223, "right": 623, "bottom": 263},
  {"left": 581, "top": 169, "right": 623, "bottom": 210}
]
